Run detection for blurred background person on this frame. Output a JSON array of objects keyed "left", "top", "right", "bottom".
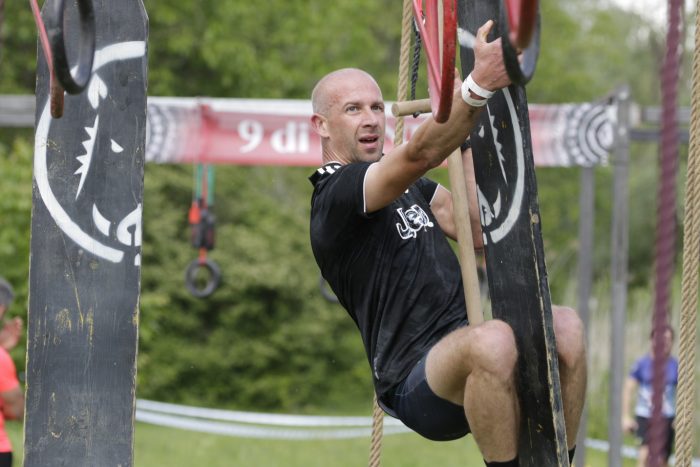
[
  {"left": 622, "top": 325, "right": 678, "bottom": 467},
  {"left": 0, "top": 278, "right": 23, "bottom": 467}
]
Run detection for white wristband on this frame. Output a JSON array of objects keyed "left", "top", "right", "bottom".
[
  {"left": 461, "top": 78, "right": 488, "bottom": 108},
  {"left": 466, "top": 73, "right": 495, "bottom": 99}
]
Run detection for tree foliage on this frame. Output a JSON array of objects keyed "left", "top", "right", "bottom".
[{"left": 138, "top": 164, "right": 372, "bottom": 410}]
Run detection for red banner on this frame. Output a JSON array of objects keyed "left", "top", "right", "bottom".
[{"left": 146, "top": 97, "right": 612, "bottom": 167}]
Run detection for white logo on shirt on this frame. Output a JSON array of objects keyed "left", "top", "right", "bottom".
[{"left": 396, "top": 205, "right": 434, "bottom": 239}]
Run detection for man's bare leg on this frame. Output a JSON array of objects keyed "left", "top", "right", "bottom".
[
  {"left": 552, "top": 305, "right": 588, "bottom": 449},
  {"left": 637, "top": 445, "right": 649, "bottom": 467},
  {"left": 425, "top": 320, "right": 519, "bottom": 462}
]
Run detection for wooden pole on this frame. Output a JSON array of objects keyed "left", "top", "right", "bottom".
[
  {"left": 391, "top": 98, "right": 432, "bottom": 117},
  {"left": 438, "top": 0, "right": 484, "bottom": 324},
  {"left": 608, "top": 85, "right": 631, "bottom": 467},
  {"left": 574, "top": 166, "right": 595, "bottom": 467},
  {"left": 447, "top": 150, "right": 485, "bottom": 324}
]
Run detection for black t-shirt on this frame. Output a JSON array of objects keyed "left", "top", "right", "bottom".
[{"left": 309, "top": 161, "right": 467, "bottom": 401}]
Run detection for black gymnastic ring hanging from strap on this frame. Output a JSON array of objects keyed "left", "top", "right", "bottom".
[
  {"left": 185, "top": 258, "right": 221, "bottom": 298},
  {"left": 499, "top": 0, "right": 540, "bottom": 86},
  {"left": 46, "top": 0, "right": 96, "bottom": 94}
]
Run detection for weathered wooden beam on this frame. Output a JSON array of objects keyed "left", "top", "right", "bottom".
[
  {"left": 459, "top": 1, "right": 568, "bottom": 465},
  {"left": 25, "top": 1, "right": 148, "bottom": 465}
]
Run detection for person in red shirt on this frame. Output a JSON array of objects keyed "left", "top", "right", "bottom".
[{"left": 0, "top": 279, "right": 24, "bottom": 467}]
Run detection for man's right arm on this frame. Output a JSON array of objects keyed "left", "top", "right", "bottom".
[{"left": 363, "top": 20, "right": 511, "bottom": 213}]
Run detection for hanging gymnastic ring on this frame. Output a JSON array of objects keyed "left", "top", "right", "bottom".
[
  {"left": 185, "top": 258, "right": 221, "bottom": 298},
  {"left": 46, "top": 0, "right": 96, "bottom": 94},
  {"left": 318, "top": 274, "right": 339, "bottom": 304},
  {"left": 499, "top": 0, "right": 540, "bottom": 86},
  {"left": 412, "top": 0, "right": 457, "bottom": 123}
]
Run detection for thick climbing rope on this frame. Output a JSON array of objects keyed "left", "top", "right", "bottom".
[
  {"left": 391, "top": 0, "right": 415, "bottom": 149},
  {"left": 0, "top": 0, "right": 4, "bottom": 60},
  {"left": 368, "top": 394, "right": 384, "bottom": 467},
  {"left": 367, "top": 2, "right": 414, "bottom": 466},
  {"left": 649, "top": 0, "right": 683, "bottom": 465},
  {"left": 673, "top": 2, "right": 700, "bottom": 464}
]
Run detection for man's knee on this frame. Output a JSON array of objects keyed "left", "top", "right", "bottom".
[
  {"left": 467, "top": 320, "right": 518, "bottom": 380},
  {"left": 553, "top": 306, "right": 586, "bottom": 368}
]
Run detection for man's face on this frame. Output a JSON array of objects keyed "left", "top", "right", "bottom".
[
  {"left": 652, "top": 329, "right": 674, "bottom": 357},
  {"left": 660, "top": 329, "right": 673, "bottom": 356},
  {"left": 320, "top": 73, "right": 386, "bottom": 164}
]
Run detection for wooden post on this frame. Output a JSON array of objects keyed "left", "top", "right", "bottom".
[
  {"left": 607, "top": 85, "right": 631, "bottom": 467},
  {"left": 447, "top": 151, "right": 485, "bottom": 325},
  {"left": 438, "top": 0, "right": 484, "bottom": 325},
  {"left": 25, "top": 1, "right": 148, "bottom": 465},
  {"left": 458, "top": 1, "right": 568, "bottom": 465},
  {"left": 573, "top": 166, "right": 595, "bottom": 467}
]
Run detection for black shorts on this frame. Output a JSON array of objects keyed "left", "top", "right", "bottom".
[
  {"left": 0, "top": 451, "right": 11, "bottom": 467},
  {"left": 636, "top": 416, "right": 675, "bottom": 460},
  {"left": 383, "top": 357, "right": 470, "bottom": 441}
]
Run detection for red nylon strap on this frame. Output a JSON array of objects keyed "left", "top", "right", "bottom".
[
  {"left": 411, "top": 0, "right": 456, "bottom": 123},
  {"left": 29, "top": 0, "right": 64, "bottom": 118}
]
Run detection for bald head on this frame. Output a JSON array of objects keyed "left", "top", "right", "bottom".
[{"left": 311, "top": 68, "right": 381, "bottom": 116}]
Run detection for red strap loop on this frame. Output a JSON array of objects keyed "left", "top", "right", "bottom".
[{"left": 411, "top": 0, "right": 457, "bottom": 123}]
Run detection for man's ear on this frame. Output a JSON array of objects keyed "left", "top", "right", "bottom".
[{"left": 310, "top": 114, "right": 329, "bottom": 138}]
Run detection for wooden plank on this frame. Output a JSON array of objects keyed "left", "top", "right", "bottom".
[
  {"left": 629, "top": 128, "right": 689, "bottom": 143},
  {"left": 457, "top": 2, "right": 568, "bottom": 465},
  {"left": 641, "top": 105, "right": 691, "bottom": 124},
  {"left": 24, "top": 1, "right": 148, "bottom": 465}
]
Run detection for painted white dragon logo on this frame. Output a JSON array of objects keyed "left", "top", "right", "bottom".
[{"left": 34, "top": 41, "right": 146, "bottom": 266}]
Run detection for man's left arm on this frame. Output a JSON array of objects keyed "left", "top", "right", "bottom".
[{"left": 430, "top": 147, "right": 483, "bottom": 250}]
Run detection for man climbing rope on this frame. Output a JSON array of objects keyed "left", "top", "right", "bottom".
[{"left": 308, "top": 20, "right": 587, "bottom": 467}]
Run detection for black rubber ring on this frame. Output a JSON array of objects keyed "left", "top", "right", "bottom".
[
  {"left": 318, "top": 274, "right": 339, "bottom": 304},
  {"left": 47, "top": 0, "right": 96, "bottom": 94},
  {"left": 185, "top": 258, "right": 221, "bottom": 298},
  {"left": 499, "top": 1, "right": 540, "bottom": 86}
]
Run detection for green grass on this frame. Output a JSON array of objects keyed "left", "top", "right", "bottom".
[{"left": 5, "top": 420, "right": 638, "bottom": 467}]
